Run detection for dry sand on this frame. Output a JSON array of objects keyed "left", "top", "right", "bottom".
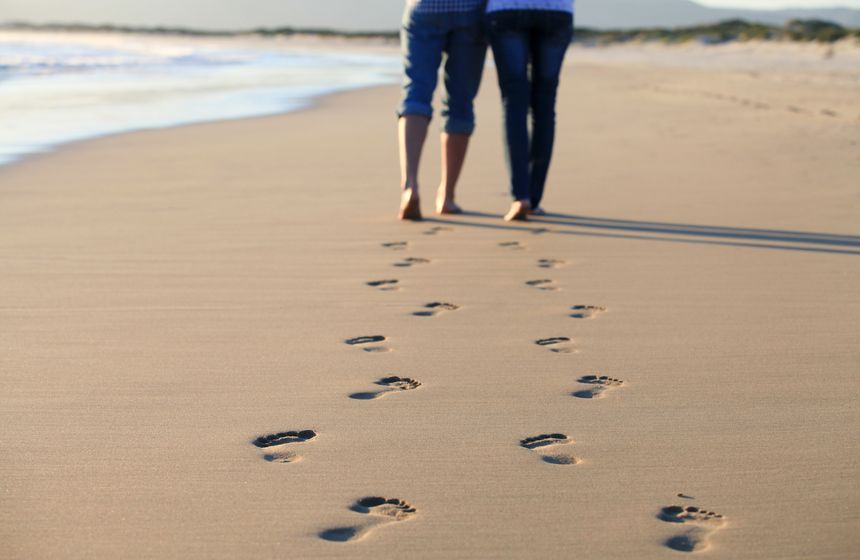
[{"left": 1, "top": 45, "right": 859, "bottom": 559}]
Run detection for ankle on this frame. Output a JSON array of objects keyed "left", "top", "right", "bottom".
[
  {"left": 504, "top": 199, "right": 530, "bottom": 222},
  {"left": 399, "top": 188, "right": 423, "bottom": 221}
]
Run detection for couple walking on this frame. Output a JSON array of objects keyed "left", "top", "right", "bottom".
[{"left": 397, "top": 0, "right": 574, "bottom": 222}]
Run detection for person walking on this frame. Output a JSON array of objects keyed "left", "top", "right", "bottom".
[
  {"left": 398, "top": 0, "right": 488, "bottom": 221},
  {"left": 485, "top": 0, "right": 574, "bottom": 221}
]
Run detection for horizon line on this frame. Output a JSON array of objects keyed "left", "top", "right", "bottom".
[{"left": 2, "top": 17, "right": 858, "bottom": 37}]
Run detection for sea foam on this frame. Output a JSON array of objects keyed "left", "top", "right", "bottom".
[{"left": 0, "top": 31, "right": 399, "bottom": 166}]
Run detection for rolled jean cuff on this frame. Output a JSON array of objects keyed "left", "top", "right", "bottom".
[
  {"left": 397, "top": 101, "right": 433, "bottom": 120},
  {"left": 442, "top": 116, "right": 475, "bottom": 135}
]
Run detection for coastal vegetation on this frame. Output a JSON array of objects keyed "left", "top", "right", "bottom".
[
  {"left": 575, "top": 19, "right": 859, "bottom": 45},
  {"left": 2, "top": 19, "right": 858, "bottom": 45}
]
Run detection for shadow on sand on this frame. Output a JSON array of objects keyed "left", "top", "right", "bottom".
[{"left": 424, "top": 211, "right": 860, "bottom": 256}]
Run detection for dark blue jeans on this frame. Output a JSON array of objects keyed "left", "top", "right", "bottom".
[{"left": 486, "top": 10, "right": 573, "bottom": 207}]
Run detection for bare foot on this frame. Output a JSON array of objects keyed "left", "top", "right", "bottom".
[
  {"left": 399, "top": 189, "right": 422, "bottom": 221},
  {"left": 504, "top": 200, "right": 530, "bottom": 222},
  {"left": 528, "top": 207, "right": 546, "bottom": 216},
  {"left": 436, "top": 198, "right": 463, "bottom": 215}
]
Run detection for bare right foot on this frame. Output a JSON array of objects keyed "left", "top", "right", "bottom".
[
  {"left": 399, "top": 189, "right": 422, "bottom": 221},
  {"left": 504, "top": 200, "right": 530, "bottom": 222}
]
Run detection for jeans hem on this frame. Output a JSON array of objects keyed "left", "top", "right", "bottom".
[
  {"left": 442, "top": 119, "right": 476, "bottom": 135},
  {"left": 397, "top": 106, "right": 434, "bottom": 120}
]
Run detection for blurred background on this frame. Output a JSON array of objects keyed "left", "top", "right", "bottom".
[
  {"left": 1, "top": 0, "right": 858, "bottom": 165},
  {"left": 3, "top": 0, "right": 860, "bottom": 30}
]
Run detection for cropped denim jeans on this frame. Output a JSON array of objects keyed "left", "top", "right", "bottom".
[
  {"left": 398, "top": 5, "right": 488, "bottom": 135},
  {"left": 486, "top": 10, "right": 573, "bottom": 207}
]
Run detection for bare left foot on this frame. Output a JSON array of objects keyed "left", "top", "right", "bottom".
[
  {"left": 436, "top": 199, "right": 463, "bottom": 215},
  {"left": 504, "top": 200, "right": 530, "bottom": 222},
  {"left": 399, "top": 189, "right": 422, "bottom": 221},
  {"left": 436, "top": 187, "right": 462, "bottom": 214},
  {"left": 528, "top": 206, "right": 546, "bottom": 216}
]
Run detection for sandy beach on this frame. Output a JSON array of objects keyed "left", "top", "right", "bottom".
[{"left": 1, "top": 43, "right": 859, "bottom": 559}]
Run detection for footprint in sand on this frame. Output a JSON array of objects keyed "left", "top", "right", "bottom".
[
  {"left": 394, "top": 257, "right": 431, "bottom": 268},
  {"left": 413, "top": 302, "right": 460, "bottom": 317},
  {"left": 499, "top": 241, "right": 525, "bottom": 250},
  {"left": 345, "top": 335, "right": 391, "bottom": 353},
  {"left": 570, "top": 305, "right": 606, "bottom": 319},
  {"left": 252, "top": 429, "right": 317, "bottom": 463},
  {"left": 658, "top": 505, "right": 726, "bottom": 553},
  {"left": 350, "top": 376, "right": 422, "bottom": 400},
  {"left": 424, "top": 226, "right": 452, "bottom": 236},
  {"left": 535, "top": 337, "right": 576, "bottom": 354},
  {"left": 573, "top": 375, "right": 624, "bottom": 399},
  {"left": 526, "top": 279, "right": 558, "bottom": 291},
  {"left": 520, "top": 434, "right": 579, "bottom": 465},
  {"left": 320, "top": 497, "right": 417, "bottom": 542},
  {"left": 538, "top": 258, "right": 566, "bottom": 269},
  {"left": 367, "top": 279, "right": 400, "bottom": 291},
  {"left": 382, "top": 241, "right": 408, "bottom": 251}
]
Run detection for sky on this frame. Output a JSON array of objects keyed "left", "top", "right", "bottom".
[
  {"left": 700, "top": 1, "right": 860, "bottom": 6},
  {"left": 1, "top": 0, "right": 858, "bottom": 31}
]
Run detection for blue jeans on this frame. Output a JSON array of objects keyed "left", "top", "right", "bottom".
[
  {"left": 399, "top": 6, "right": 488, "bottom": 135},
  {"left": 486, "top": 10, "right": 573, "bottom": 207}
]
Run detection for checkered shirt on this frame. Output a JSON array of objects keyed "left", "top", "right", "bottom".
[
  {"left": 486, "top": 0, "right": 573, "bottom": 12},
  {"left": 408, "top": 0, "right": 485, "bottom": 13}
]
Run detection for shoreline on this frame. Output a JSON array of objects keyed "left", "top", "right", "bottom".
[
  {"left": 0, "top": 32, "right": 401, "bottom": 170},
  {"left": 0, "top": 83, "right": 398, "bottom": 174}
]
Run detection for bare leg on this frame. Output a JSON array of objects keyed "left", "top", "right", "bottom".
[
  {"left": 504, "top": 199, "right": 530, "bottom": 222},
  {"left": 436, "top": 132, "right": 469, "bottom": 214},
  {"left": 398, "top": 115, "right": 429, "bottom": 221}
]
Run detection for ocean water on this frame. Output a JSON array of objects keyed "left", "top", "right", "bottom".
[{"left": 0, "top": 31, "right": 401, "bottom": 166}]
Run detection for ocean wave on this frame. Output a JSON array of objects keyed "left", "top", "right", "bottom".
[
  {"left": 0, "top": 42, "right": 256, "bottom": 74},
  {"left": 0, "top": 32, "right": 400, "bottom": 166}
]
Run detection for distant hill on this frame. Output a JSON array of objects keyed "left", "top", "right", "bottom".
[{"left": 577, "top": 0, "right": 860, "bottom": 29}]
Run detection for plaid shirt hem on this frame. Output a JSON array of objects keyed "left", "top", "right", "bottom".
[{"left": 408, "top": 0, "right": 485, "bottom": 13}]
